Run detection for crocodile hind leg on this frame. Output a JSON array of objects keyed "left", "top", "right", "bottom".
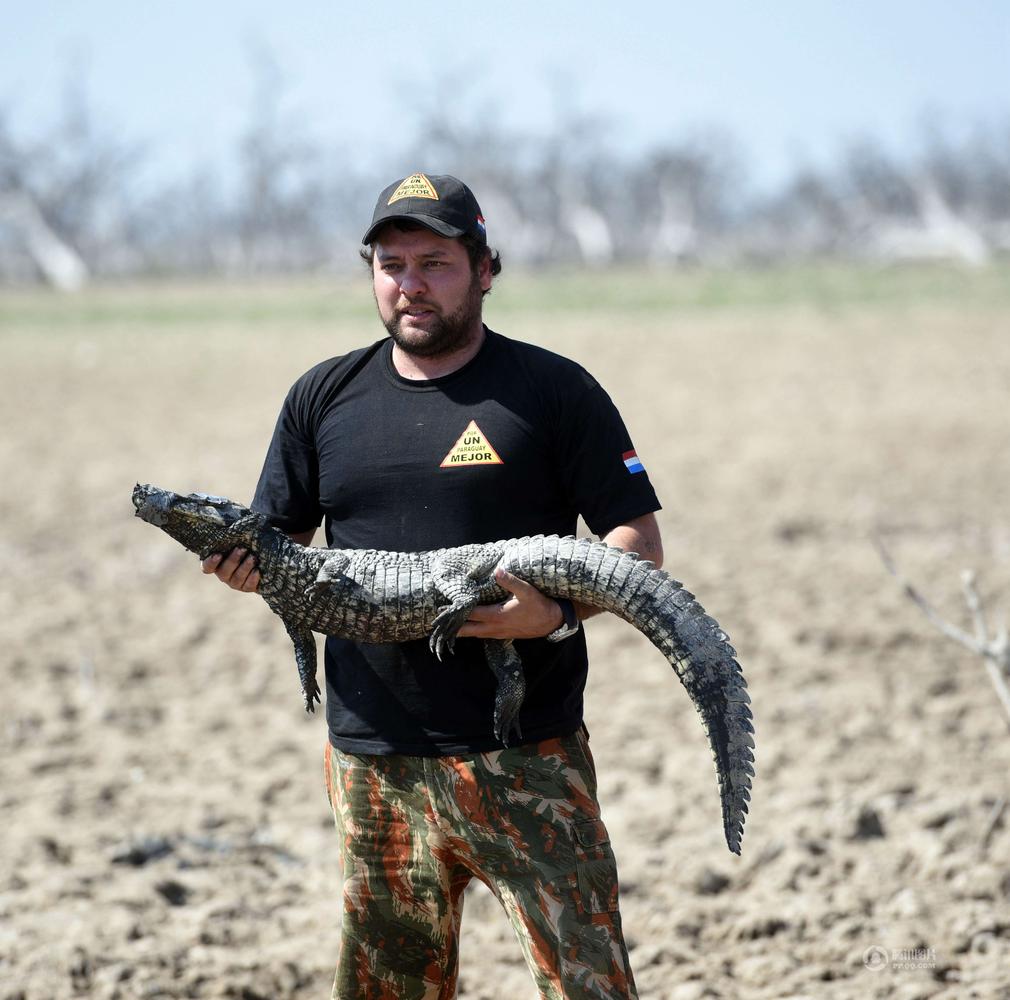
[
  {"left": 484, "top": 639, "right": 525, "bottom": 746},
  {"left": 304, "top": 550, "right": 351, "bottom": 602},
  {"left": 428, "top": 549, "right": 502, "bottom": 661},
  {"left": 283, "top": 618, "right": 320, "bottom": 712}
]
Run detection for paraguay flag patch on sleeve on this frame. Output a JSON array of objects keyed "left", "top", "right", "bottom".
[{"left": 623, "top": 449, "right": 646, "bottom": 474}]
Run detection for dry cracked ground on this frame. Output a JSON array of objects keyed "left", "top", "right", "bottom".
[{"left": 2, "top": 268, "right": 1009, "bottom": 999}]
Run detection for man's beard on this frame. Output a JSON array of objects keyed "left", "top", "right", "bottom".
[{"left": 382, "top": 273, "right": 483, "bottom": 359}]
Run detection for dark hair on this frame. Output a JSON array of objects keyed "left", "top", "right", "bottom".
[{"left": 360, "top": 220, "right": 502, "bottom": 294}]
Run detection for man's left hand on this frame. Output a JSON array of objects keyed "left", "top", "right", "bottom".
[{"left": 455, "top": 568, "right": 565, "bottom": 640}]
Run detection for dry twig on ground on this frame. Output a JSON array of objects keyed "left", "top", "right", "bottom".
[
  {"left": 873, "top": 533, "right": 1010, "bottom": 732},
  {"left": 874, "top": 534, "right": 1010, "bottom": 853}
]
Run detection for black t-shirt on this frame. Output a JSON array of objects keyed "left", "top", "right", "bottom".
[{"left": 252, "top": 328, "right": 661, "bottom": 755}]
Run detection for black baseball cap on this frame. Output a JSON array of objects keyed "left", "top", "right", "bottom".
[{"left": 362, "top": 173, "right": 487, "bottom": 245}]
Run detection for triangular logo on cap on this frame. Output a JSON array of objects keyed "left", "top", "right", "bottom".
[
  {"left": 440, "top": 420, "right": 504, "bottom": 468},
  {"left": 388, "top": 173, "right": 439, "bottom": 204}
]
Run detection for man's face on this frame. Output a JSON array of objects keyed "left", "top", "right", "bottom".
[{"left": 372, "top": 226, "right": 492, "bottom": 358}]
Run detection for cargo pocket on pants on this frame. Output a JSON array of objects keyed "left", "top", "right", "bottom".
[{"left": 573, "top": 817, "right": 620, "bottom": 914}]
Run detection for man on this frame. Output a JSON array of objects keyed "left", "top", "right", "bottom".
[{"left": 204, "top": 173, "right": 663, "bottom": 1000}]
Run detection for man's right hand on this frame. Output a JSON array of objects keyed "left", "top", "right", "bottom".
[{"left": 202, "top": 548, "right": 261, "bottom": 593}]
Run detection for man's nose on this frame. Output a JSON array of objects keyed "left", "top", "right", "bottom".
[{"left": 398, "top": 266, "right": 428, "bottom": 296}]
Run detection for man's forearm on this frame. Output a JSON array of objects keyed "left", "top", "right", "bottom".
[
  {"left": 457, "top": 513, "right": 665, "bottom": 641},
  {"left": 573, "top": 512, "right": 664, "bottom": 622}
]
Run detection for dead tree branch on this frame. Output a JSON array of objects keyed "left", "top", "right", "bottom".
[{"left": 873, "top": 534, "right": 1010, "bottom": 733}]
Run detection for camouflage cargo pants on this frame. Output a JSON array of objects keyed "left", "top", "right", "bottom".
[{"left": 323, "top": 728, "right": 638, "bottom": 1000}]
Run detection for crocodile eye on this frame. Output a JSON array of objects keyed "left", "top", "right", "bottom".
[{"left": 189, "top": 492, "right": 229, "bottom": 505}]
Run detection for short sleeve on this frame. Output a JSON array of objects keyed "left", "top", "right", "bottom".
[
  {"left": 251, "top": 383, "right": 323, "bottom": 534},
  {"left": 555, "top": 382, "right": 661, "bottom": 537}
]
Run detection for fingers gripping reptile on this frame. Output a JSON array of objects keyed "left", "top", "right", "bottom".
[{"left": 133, "top": 485, "right": 755, "bottom": 854}]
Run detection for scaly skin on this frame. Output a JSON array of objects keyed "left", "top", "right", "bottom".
[{"left": 133, "top": 483, "right": 754, "bottom": 854}]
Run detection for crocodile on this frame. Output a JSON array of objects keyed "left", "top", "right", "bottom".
[{"left": 132, "top": 482, "right": 754, "bottom": 854}]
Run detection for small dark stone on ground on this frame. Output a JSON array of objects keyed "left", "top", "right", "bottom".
[
  {"left": 694, "top": 867, "right": 732, "bottom": 894},
  {"left": 851, "top": 805, "right": 886, "bottom": 840},
  {"left": 111, "top": 836, "right": 174, "bottom": 866},
  {"left": 40, "top": 836, "right": 72, "bottom": 864},
  {"left": 154, "top": 879, "right": 190, "bottom": 906}
]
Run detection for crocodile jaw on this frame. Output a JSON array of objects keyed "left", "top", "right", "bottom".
[{"left": 132, "top": 484, "right": 252, "bottom": 558}]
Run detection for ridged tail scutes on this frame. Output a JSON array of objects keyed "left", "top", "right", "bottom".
[
  {"left": 572, "top": 543, "right": 753, "bottom": 856},
  {"left": 502, "top": 534, "right": 753, "bottom": 853}
]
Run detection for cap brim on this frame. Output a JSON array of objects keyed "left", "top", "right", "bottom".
[{"left": 362, "top": 213, "right": 466, "bottom": 245}]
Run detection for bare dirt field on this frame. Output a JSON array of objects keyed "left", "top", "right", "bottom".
[{"left": 2, "top": 266, "right": 1009, "bottom": 999}]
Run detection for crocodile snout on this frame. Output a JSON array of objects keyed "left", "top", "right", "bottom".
[{"left": 132, "top": 483, "right": 171, "bottom": 526}]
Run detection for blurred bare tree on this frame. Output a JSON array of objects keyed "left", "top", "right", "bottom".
[
  {"left": 0, "top": 86, "right": 143, "bottom": 288},
  {"left": 0, "top": 69, "right": 1008, "bottom": 285},
  {"left": 629, "top": 132, "right": 743, "bottom": 263},
  {"left": 134, "top": 43, "right": 363, "bottom": 276},
  {"left": 232, "top": 45, "right": 330, "bottom": 273},
  {"left": 748, "top": 121, "right": 1009, "bottom": 266},
  {"left": 402, "top": 77, "right": 744, "bottom": 267}
]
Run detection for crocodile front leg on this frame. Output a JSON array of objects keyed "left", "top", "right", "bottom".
[
  {"left": 428, "top": 595, "right": 480, "bottom": 661},
  {"left": 283, "top": 618, "right": 320, "bottom": 712},
  {"left": 484, "top": 639, "right": 525, "bottom": 746},
  {"left": 428, "top": 548, "right": 502, "bottom": 661}
]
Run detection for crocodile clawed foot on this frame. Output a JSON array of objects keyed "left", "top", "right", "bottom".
[
  {"left": 303, "top": 581, "right": 326, "bottom": 603},
  {"left": 493, "top": 693, "right": 523, "bottom": 747},
  {"left": 429, "top": 604, "right": 471, "bottom": 662},
  {"left": 303, "top": 679, "right": 321, "bottom": 713},
  {"left": 492, "top": 670, "right": 525, "bottom": 747}
]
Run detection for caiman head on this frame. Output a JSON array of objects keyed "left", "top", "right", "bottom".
[{"left": 132, "top": 484, "right": 261, "bottom": 559}]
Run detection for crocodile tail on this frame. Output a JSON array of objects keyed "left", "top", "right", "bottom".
[{"left": 555, "top": 538, "right": 754, "bottom": 856}]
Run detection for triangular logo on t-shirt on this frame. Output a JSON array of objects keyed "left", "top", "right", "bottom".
[{"left": 440, "top": 420, "right": 504, "bottom": 468}]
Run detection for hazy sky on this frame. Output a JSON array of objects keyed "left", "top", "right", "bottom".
[{"left": 4, "top": 1, "right": 1007, "bottom": 190}]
